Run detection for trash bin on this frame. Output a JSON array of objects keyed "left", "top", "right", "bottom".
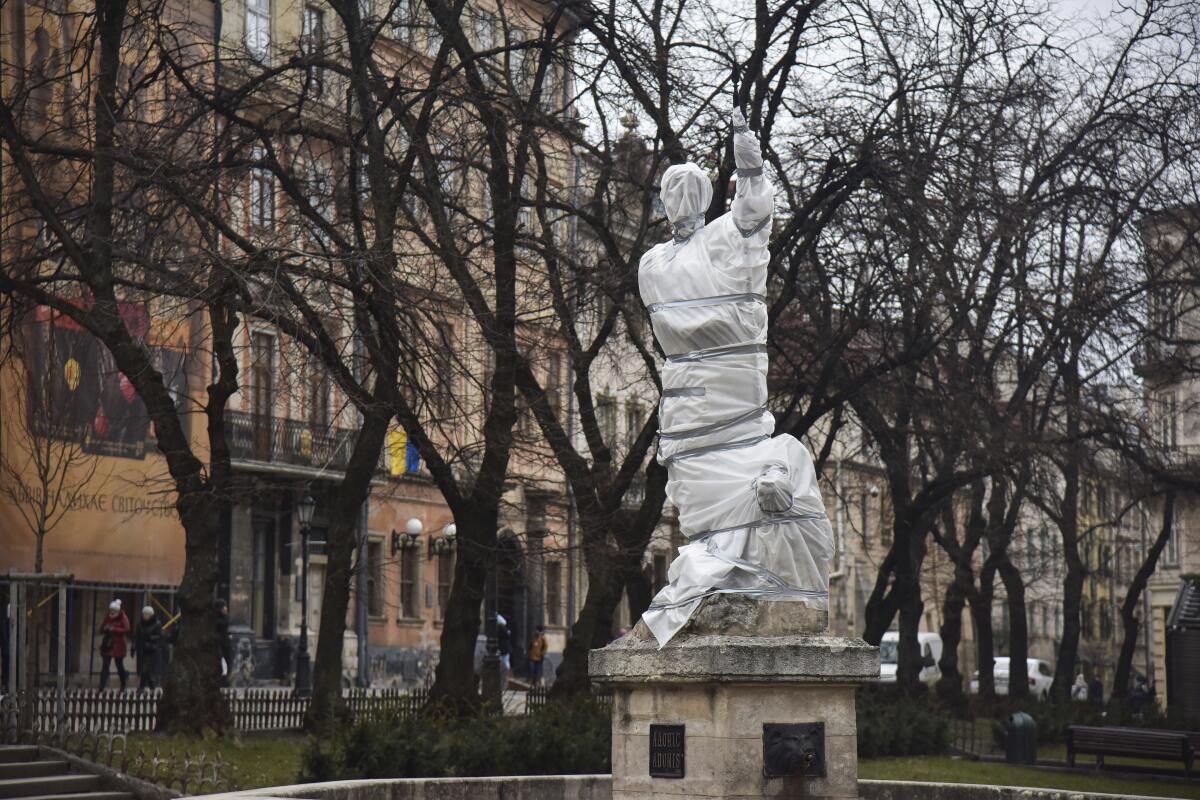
[{"left": 1005, "top": 711, "right": 1037, "bottom": 765}]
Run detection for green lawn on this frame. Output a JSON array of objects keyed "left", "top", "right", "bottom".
[
  {"left": 120, "top": 735, "right": 1198, "bottom": 798},
  {"left": 1035, "top": 742, "right": 1187, "bottom": 771},
  {"left": 860, "top": 756, "right": 1200, "bottom": 799},
  {"left": 127, "top": 733, "right": 309, "bottom": 791}
]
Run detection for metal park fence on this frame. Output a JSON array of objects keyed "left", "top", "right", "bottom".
[{"left": 4, "top": 686, "right": 430, "bottom": 735}]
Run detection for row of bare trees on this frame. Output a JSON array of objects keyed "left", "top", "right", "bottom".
[{"left": 3, "top": 0, "right": 1200, "bottom": 734}]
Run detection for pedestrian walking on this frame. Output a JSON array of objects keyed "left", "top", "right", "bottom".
[
  {"left": 134, "top": 606, "right": 163, "bottom": 691},
  {"left": 1071, "top": 673, "right": 1088, "bottom": 701},
  {"left": 528, "top": 624, "right": 548, "bottom": 688},
  {"left": 99, "top": 600, "right": 130, "bottom": 691},
  {"left": 496, "top": 613, "right": 511, "bottom": 689},
  {"left": 215, "top": 599, "right": 233, "bottom": 683}
]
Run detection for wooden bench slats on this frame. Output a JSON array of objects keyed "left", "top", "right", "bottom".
[{"left": 1067, "top": 725, "right": 1193, "bottom": 777}]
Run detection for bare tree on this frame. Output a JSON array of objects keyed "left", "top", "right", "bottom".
[
  {"left": 0, "top": 0, "right": 239, "bottom": 732},
  {"left": 0, "top": 322, "right": 101, "bottom": 573}
]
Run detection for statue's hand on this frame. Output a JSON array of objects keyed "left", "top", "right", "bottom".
[
  {"left": 754, "top": 463, "right": 793, "bottom": 513},
  {"left": 732, "top": 107, "right": 763, "bottom": 171}
]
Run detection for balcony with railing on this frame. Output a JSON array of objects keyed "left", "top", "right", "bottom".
[
  {"left": 1157, "top": 443, "right": 1200, "bottom": 475},
  {"left": 226, "top": 410, "right": 362, "bottom": 477}
]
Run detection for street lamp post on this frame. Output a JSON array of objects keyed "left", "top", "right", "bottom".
[{"left": 295, "top": 493, "right": 316, "bottom": 698}]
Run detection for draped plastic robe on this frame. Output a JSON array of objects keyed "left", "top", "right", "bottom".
[{"left": 639, "top": 162, "right": 832, "bottom": 647}]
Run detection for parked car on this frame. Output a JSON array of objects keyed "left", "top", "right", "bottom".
[
  {"left": 969, "top": 657, "right": 1054, "bottom": 699},
  {"left": 877, "top": 631, "right": 942, "bottom": 685}
]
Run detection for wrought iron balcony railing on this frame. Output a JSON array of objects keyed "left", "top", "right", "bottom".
[{"left": 226, "top": 410, "right": 358, "bottom": 474}]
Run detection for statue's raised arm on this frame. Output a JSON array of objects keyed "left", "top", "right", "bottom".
[
  {"left": 636, "top": 105, "right": 832, "bottom": 648},
  {"left": 730, "top": 108, "right": 773, "bottom": 238}
]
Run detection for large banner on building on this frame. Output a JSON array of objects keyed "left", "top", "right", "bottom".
[
  {"left": 0, "top": 305, "right": 191, "bottom": 584},
  {"left": 26, "top": 304, "right": 190, "bottom": 460}
]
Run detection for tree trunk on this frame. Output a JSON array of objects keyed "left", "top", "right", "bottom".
[
  {"left": 936, "top": 482, "right": 985, "bottom": 703},
  {"left": 551, "top": 461, "right": 667, "bottom": 699},
  {"left": 157, "top": 492, "right": 233, "bottom": 734},
  {"left": 624, "top": 566, "right": 653, "bottom": 623},
  {"left": 305, "top": 410, "right": 390, "bottom": 732},
  {"left": 427, "top": 507, "right": 494, "bottom": 713},
  {"left": 862, "top": 550, "right": 900, "bottom": 645},
  {"left": 999, "top": 557, "right": 1029, "bottom": 700},
  {"left": 551, "top": 534, "right": 623, "bottom": 698},
  {"left": 936, "top": 575, "right": 971, "bottom": 704},
  {"left": 1112, "top": 492, "right": 1175, "bottom": 700},
  {"left": 896, "top": 513, "right": 929, "bottom": 694},
  {"left": 973, "top": 558, "right": 998, "bottom": 700}
]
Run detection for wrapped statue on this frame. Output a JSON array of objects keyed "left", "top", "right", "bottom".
[{"left": 639, "top": 109, "right": 832, "bottom": 646}]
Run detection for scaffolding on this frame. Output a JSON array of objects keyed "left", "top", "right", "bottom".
[{"left": 4, "top": 571, "right": 73, "bottom": 732}]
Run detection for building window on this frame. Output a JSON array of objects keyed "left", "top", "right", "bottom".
[
  {"left": 392, "top": 0, "right": 413, "bottom": 41},
  {"left": 1164, "top": 502, "right": 1180, "bottom": 566},
  {"left": 434, "top": 322, "right": 454, "bottom": 417},
  {"left": 545, "top": 352, "right": 561, "bottom": 422},
  {"left": 474, "top": 8, "right": 497, "bottom": 52},
  {"left": 252, "top": 518, "right": 276, "bottom": 639},
  {"left": 545, "top": 560, "right": 562, "bottom": 626},
  {"left": 249, "top": 147, "right": 275, "bottom": 230},
  {"left": 367, "top": 538, "right": 384, "bottom": 618},
  {"left": 625, "top": 399, "right": 643, "bottom": 447},
  {"left": 1158, "top": 393, "right": 1179, "bottom": 449},
  {"left": 399, "top": 545, "right": 420, "bottom": 619},
  {"left": 310, "top": 373, "right": 331, "bottom": 430},
  {"left": 437, "top": 551, "right": 454, "bottom": 618},
  {"left": 250, "top": 332, "right": 275, "bottom": 417},
  {"left": 249, "top": 332, "right": 275, "bottom": 458},
  {"left": 302, "top": 5, "right": 325, "bottom": 95},
  {"left": 246, "top": 0, "right": 271, "bottom": 58},
  {"left": 652, "top": 554, "right": 668, "bottom": 595},
  {"left": 597, "top": 394, "right": 616, "bottom": 446}
]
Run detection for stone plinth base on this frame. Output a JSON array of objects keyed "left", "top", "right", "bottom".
[{"left": 590, "top": 597, "right": 879, "bottom": 800}]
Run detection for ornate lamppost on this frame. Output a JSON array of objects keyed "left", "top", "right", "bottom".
[{"left": 295, "top": 492, "right": 316, "bottom": 697}]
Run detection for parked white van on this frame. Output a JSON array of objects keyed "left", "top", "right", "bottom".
[
  {"left": 969, "top": 657, "right": 1054, "bottom": 699},
  {"left": 877, "top": 631, "right": 943, "bottom": 685}
]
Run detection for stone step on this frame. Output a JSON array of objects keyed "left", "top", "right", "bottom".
[
  {"left": 0, "top": 752, "right": 38, "bottom": 767},
  {"left": 0, "top": 775, "right": 100, "bottom": 799},
  {"left": 0, "top": 765, "right": 70, "bottom": 781}
]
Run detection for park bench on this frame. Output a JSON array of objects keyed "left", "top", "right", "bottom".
[{"left": 1067, "top": 725, "right": 1194, "bottom": 776}]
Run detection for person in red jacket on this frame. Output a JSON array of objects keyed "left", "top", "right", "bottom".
[{"left": 99, "top": 600, "right": 130, "bottom": 691}]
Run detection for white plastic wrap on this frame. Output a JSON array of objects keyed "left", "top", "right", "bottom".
[{"left": 639, "top": 110, "right": 832, "bottom": 647}]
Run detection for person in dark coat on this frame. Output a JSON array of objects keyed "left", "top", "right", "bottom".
[
  {"left": 215, "top": 599, "right": 233, "bottom": 683},
  {"left": 134, "top": 606, "right": 163, "bottom": 691},
  {"left": 99, "top": 600, "right": 131, "bottom": 691}
]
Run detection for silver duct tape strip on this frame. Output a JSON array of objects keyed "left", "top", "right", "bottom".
[
  {"left": 736, "top": 216, "right": 771, "bottom": 239},
  {"left": 737, "top": 166, "right": 764, "bottom": 177},
  {"left": 665, "top": 342, "right": 767, "bottom": 364},
  {"left": 661, "top": 434, "right": 770, "bottom": 464},
  {"left": 662, "top": 386, "right": 706, "bottom": 398},
  {"left": 648, "top": 292, "right": 767, "bottom": 315},
  {"left": 658, "top": 404, "right": 769, "bottom": 441},
  {"left": 647, "top": 586, "right": 829, "bottom": 612},
  {"left": 686, "top": 511, "right": 828, "bottom": 542},
  {"left": 671, "top": 213, "right": 707, "bottom": 243}
]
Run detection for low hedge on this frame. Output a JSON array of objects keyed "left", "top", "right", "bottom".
[
  {"left": 301, "top": 699, "right": 611, "bottom": 781},
  {"left": 856, "top": 685, "right": 951, "bottom": 758}
]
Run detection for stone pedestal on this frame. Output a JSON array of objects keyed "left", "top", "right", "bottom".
[{"left": 589, "top": 596, "right": 879, "bottom": 800}]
